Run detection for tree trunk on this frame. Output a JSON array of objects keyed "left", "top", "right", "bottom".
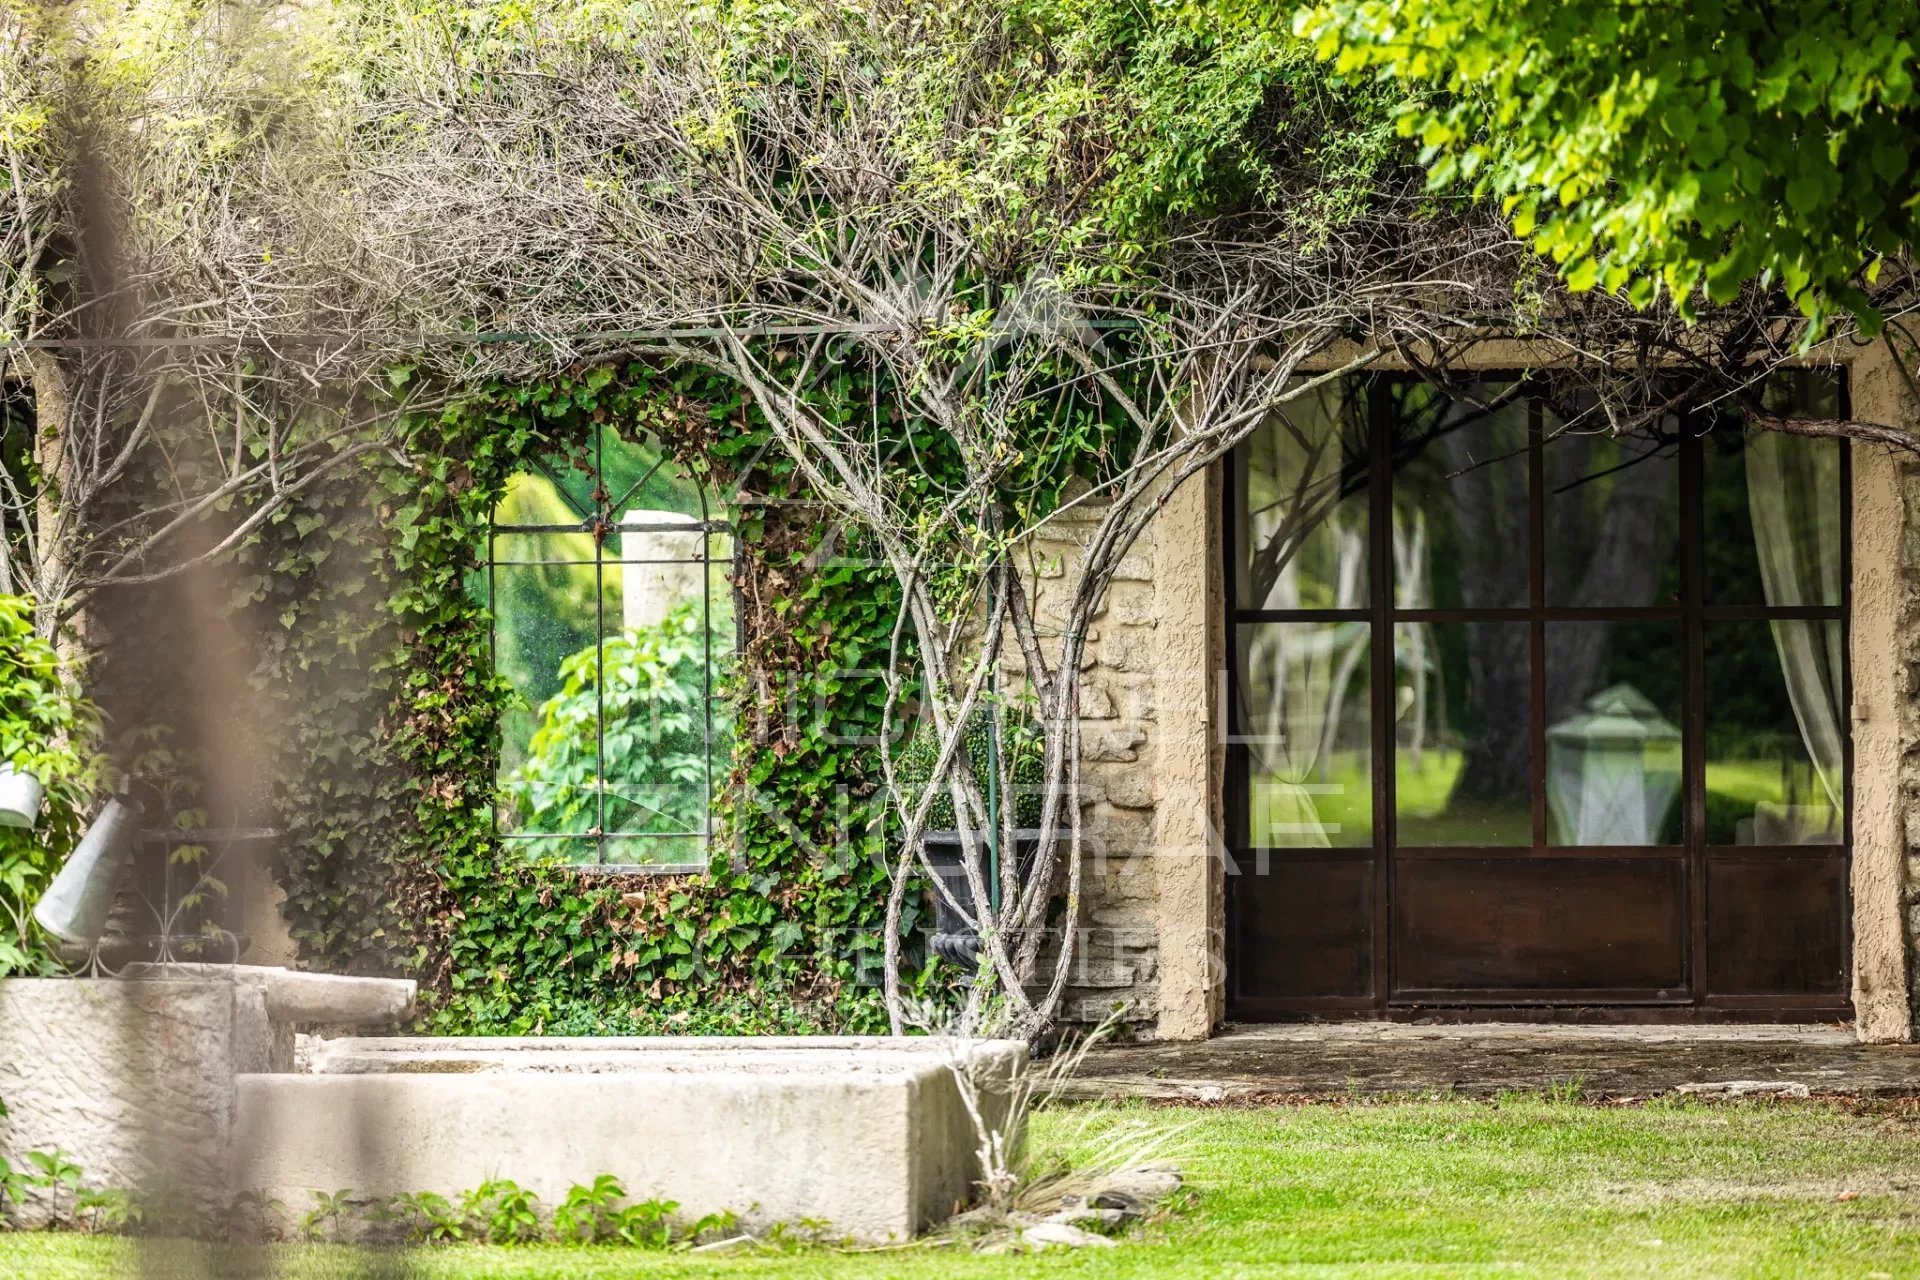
[
  {"left": 1543, "top": 434, "right": 1674, "bottom": 724},
  {"left": 1439, "top": 419, "right": 1529, "bottom": 805},
  {"left": 23, "top": 349, "right": 82, "bottom": 662}
]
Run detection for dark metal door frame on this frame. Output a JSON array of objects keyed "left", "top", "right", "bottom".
[{"left": 1224, "top": 373, "right": 1854, "bottom": 1022}]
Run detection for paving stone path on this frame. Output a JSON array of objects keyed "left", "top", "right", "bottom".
[{"left": 1068, "top": 1023, "right": 1920, "bottom": 1102}]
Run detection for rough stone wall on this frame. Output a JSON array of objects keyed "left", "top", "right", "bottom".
[
  {"left": 1025, "top": 468, "right": 1223, "bottom": 1039},
  {"left": 0, "top": 978, "right": 275, "bottom": 1225},
  {"left": 1028, "top": 504, "right": 1165, "bottom": 1031}
]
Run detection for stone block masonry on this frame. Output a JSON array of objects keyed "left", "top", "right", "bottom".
[{"left": 1026, "top": 465, "right": 1223, "bottom": 1040}]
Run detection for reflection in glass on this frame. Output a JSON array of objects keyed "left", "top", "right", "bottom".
[
  {"left": 1233, "top": 382, "right": 1370, "bottom": 611},
  {"left": 1546, "top": 622, "right": 1683, "bottom": 845},
  {"left": 1704, "top": 428, "right": 1842, "bottom": 606},
  {"left": 1543, "top": 428, "right": 1680, "bottom": 607},
  {"left": 482, "top": 438, "right": 732, "bottom": 866},
  {"left": 1387, "top": 382, "right": 1530, "bottom": 610},
  {"left": 601, "top": 835, "right": 705, "bottom": 869},
  {"left": 614, "top": 511, "right": 706, "bottom": 631},
  {"left": 1395, "top": 621, "right": 1531, "bottom": 845},
  {"left": 1705, "top": 620, "right": 1845, "bottom": 844},
  {"left": 597, "top": 571, "right": 729, "bottom": 842},
  {"left": 542, "top": 425, "right": 711, "bottom": 523},
  {"left": 1236, "top": 622, "right": 1372, "bottom": 846},
  {"left": 488, "top": 559, "right": 598, "bottom": 779},
  {"left": 498, "top": 570, "right": 732, "bottom": 861}
]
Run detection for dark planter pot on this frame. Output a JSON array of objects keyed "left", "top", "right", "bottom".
[{"left": 921, "top": 829, "right": 1045, "bottom": 977}]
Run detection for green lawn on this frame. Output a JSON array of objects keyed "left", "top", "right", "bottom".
[{"left": 9, "top": 1097, "right": 1920, "bottom": 1278}]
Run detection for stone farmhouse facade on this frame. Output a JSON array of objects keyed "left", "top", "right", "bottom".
[
  {"left": 227, "top": 339, "right": 1919, "bottom": 1045},
  {"left": 1036, "top": 339, "right": 1919, "bottom": 1044}
]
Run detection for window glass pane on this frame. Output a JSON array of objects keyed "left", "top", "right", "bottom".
[
  {"left": 502, "top": 456, "right": 595, "bottom": 523},
  {"left": 1543, "top": 428, "right": 1680, "bottom": 607},
  {"left": 498, "top": 833, "right": 600, "bottom": 866},
  {"left": 482, "top": 424, "right": 733, "bottom": 865},
  {"left": 599, "top": 570, "right": 726, "bottom": 843},
  {"left": 707, "top": 548, "right": 738, "bottom": 648},
  {"left": 1546, "top": 621, "right": 1683, "bottom": 846},
  {"left": 1235, "top": 622, "right": 1372, "bottom": 847},
  {"left": 602, "top": 835, "right": 707, "bottom": 869},
  {"left": 1705, "top": 619, "right": 1845, "bottom": 845},
  {"left": 489, "top": 559, "right": 599, "bottom": 774},
  {"left": 1232, "top": 382, "right": 1370, "bottom": 611},
  {"left": 1764, "top": 369, "right": 1844, "bottom": 419},
  {"left": 1395, "top": 620, "right": 1531, "bottom": 845},
  {"left": 491, "top": 529, "right": 596, "bottom": 565},
  {"left": 611, "top": 513, "right": 707, "bottom": 628},
  {"left": 1387, "top": 382, "right": 1530, "bottom": 610},
  {"left": 502, "top": 609, "right": 609, "bottom": 855},
  {"left": 526, "top": 425, "right": 706, "bottom": 522},
  {"left": 1703, "top": 429, "right": 1842, "bottom": 606},
  {"left": 602, "top": 426, "right": 711, "bottom": 520}
]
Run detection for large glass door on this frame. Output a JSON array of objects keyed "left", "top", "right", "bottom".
[{"left": 1226, "top": 373, "right": 1850, "bottom": 1018}]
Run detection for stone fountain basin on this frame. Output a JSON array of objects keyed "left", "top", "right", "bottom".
[{"left": 237, "top": 1036, "right": 1026, "bottom": 1242}]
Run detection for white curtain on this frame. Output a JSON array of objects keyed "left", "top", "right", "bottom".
[
  {"left": 1745, "top": 432, "right": 1845, "bottom": 835},
  {"left": 1391, "top": 511, "right": 1432, "bottom": 765}
]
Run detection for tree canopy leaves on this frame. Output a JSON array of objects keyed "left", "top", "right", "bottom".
[{"left": 1294, "top": 0, "right": 1920, "bottom": 332}]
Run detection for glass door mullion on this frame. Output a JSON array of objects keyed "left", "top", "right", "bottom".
[
  {"left": 1369, "top": 379, "right": 1394, "bottom": 1009},
  {"left": 1528, "top": 399, "right": 1548, "bottom": 850},
  {"left": 1680, "top": 425, "right": 1707, "bottom": 1001}
]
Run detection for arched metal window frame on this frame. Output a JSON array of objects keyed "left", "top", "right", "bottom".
[{"left": 483, "top": 427, "right": 736, "bottom": 873}]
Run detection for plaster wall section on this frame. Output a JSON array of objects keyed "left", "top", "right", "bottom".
[{"left": 1844, "top": 341, "right": 1917, "bottom": 1043}]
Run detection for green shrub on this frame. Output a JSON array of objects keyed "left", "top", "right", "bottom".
[
  {"left": 507, "top": 600, "right": 729, "bottom": 863},
  {"left": 894, "top": 706, "right": 1046, "bottom": 832},
  {"left": 0, "top": 595, "right": 98, "bottom": 975}
]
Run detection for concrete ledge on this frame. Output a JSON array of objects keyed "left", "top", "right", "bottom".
[
  {"left": 1070, "top": 1022, "right": 1920, "bottom": 1102},
  {"left": 302, "top": 1033, "right": 994, "bottom": 1074},
  {"left": 122, "top": 964, "right": 416, "bottom": 1026},
  {"left": 238, "top": 1038, "right": 1024, "bottom": 1242}
]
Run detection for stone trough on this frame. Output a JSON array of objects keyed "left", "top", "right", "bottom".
[
  {"left": 238, "top": 1036, "right": 1027, "bottom": 1242},
  {"left": 0, "top": 965, "right": 416, "bottom": 1227},
  {"left": 1, "top": 969, "right": 1025, "bottom": 1242}
]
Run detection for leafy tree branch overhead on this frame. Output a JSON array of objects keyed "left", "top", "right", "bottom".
[{"left": 1292, "top": 0, "right": 1920, "bottom": 335}]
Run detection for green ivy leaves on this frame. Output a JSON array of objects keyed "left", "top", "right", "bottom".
[
  {"left": 256, "top": 358, "right": 917, "bottom": 1035},
  {"left": 0, "top": 594, "right": 99, "bottom": 976}
]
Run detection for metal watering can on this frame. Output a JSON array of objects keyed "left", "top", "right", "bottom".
[{"left": 33, "top": 797, "right": 142, "bottom": 948}]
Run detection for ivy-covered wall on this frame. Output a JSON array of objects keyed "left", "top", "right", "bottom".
[{"left": 238, "top": 363, "right": 928, "bottom": 1034}]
